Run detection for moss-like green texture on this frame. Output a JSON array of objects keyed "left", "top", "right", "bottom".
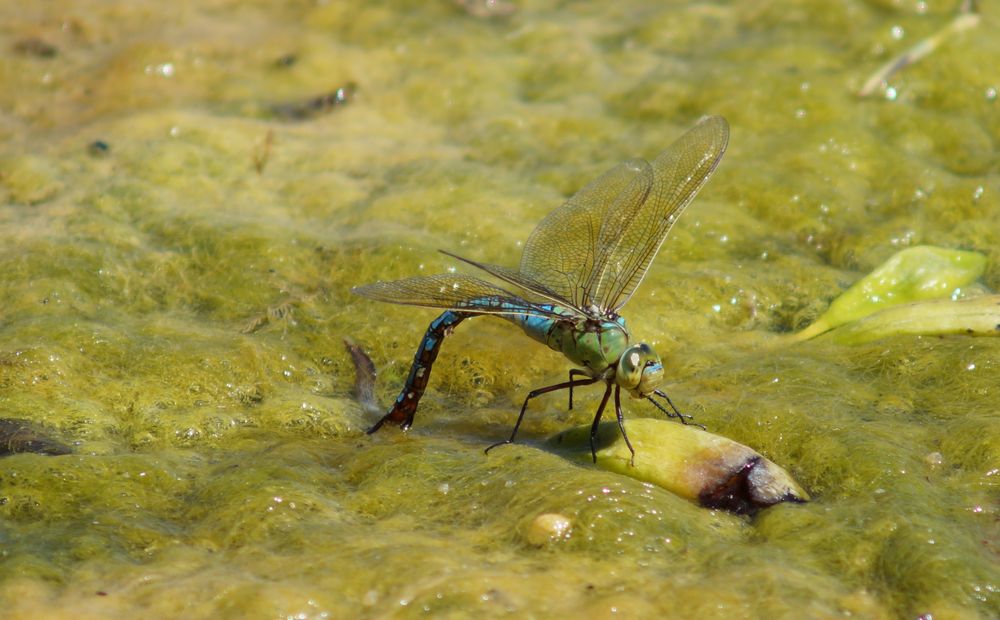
[{"left": 1, "top": 1, "right": 997, "bottom": 618}]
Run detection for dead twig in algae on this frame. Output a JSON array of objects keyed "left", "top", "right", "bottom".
[
  {"left": 858, "top": 1, "right": 980, "bottom": 98},
  {"left": 252, "top": 129, "right": 274, "bottom": 174}
]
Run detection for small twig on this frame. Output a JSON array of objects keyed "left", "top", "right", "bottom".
[
  {"left": 252, "top": 129, "right": 274, "bottom": 174},
  {"left": 858, "top": 4, "right": 981, "bottom": 98}
]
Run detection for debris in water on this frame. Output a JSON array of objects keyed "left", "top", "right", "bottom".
[
  {"left": 271, "top": 83, "right": 357, "bottom": 120},
  {"left": 858, "top": 2, "right": 980, "bottom": 98},
  {"left": 12, "top": 37, "right": 58, "bottom": 58},
  {"left": 0, "top": 419, "right": 72, "bottom": 456},
  {"left": 344, "top": 338, "right": 381, "bottom": 415}
]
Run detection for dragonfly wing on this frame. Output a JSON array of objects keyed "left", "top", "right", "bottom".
[
  {"left": 352, "top": 274, "right": 567, "bottom": 319},
  {"left": 518, "top": 158, "right": 655, "bottom": 311},
  {"left": 438, "top": 250, "right": 588, "bottom": 318},
  {"left": 589, "top": 115, "right": 729, "bottom": 312}
]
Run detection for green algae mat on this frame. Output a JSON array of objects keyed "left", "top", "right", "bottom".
[{"left": 1, "top": 1, "right": 997, "bottom": 618}]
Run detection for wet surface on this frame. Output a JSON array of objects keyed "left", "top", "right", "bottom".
[{"left": 0, "top": 1, "right": 997, "bottom": 617}]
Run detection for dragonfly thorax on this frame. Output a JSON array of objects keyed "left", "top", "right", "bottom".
[{"left": 615, "top": 343, "right": 664, "bottom": 397}]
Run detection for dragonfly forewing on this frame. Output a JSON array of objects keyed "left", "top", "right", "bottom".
[
  {"left": 518, "top": 158, "right": 654, "bottom": 311},
  {"left": 594, "top": 115, "right": 729, "bottom": 313},
  {"left": 438, "top": 250, "right": 589, "bottom": 318},
  {"left": 351, "top": 274, "right": 566, "bottom": 319}
]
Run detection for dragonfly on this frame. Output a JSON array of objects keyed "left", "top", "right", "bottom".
[{"left": 353, "top": 115, "right": 729, "bottom": 462}]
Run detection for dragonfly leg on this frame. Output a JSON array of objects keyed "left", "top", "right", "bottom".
[
  {"left": 486, "top": 376, "right": 601, "bottom": 454},
  {"left": 648, "top": 389, "right": 706, "bottom": 430},
  {"left": 587, "top": 382, "right": 615, "bottom": 464},
  {"left": 567, "top": 368, "right": 590, "bottom": 410},
  {"left": 613, "top": 385, "right": 636, "bottom": 466},
  {"left": 367, "top": 311, "right": 474, "bottom": 434}
]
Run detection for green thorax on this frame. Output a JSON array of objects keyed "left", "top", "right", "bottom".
[{"left": 510, "top": 306, "right": 631, "bottom": 377}]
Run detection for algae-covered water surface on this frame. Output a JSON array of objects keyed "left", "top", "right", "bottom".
[{"left": 1, "top": 1, "right": 997, "bottom": 618}]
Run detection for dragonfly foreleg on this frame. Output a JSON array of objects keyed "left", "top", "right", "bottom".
[
  {"left": 567, "top": 368, "right": 590, "bottom": 410},
  {"left": 367, "top": 310, "right": 474, "bottom": 434},
  {"left": 648, "top": 389, "right": 706, "bottom": 430},
  {"left": 613, "top": 385, "right": 636, "bottom": 466},
  {"left": 486, "top": 375, "right": 602, "bottom": 454},
  {"left": 587, "top": 382, "right": 615, "bottom": 463}
]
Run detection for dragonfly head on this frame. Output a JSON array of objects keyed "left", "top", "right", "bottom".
[{"left": 616, "top": 343, "right": 664, "bottom": 397}]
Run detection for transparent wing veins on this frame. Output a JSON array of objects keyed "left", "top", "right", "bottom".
[
  {"left": 438, "top": 250, "right": 588, "bottom": 318},
  {"left": 588, "top": 115, "right": 729, "bottom": 312},
  {"left": 351, "top": 274, "right": 569, "bottom": 320},
  {"left": 355, "top": 116, "right": 729, "bottom": 320}
]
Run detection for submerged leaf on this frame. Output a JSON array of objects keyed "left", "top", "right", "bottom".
[
  {"left": 819, "top": 295, "right": 1000, "bottom": 345},
  {"left": 546, "top": 418, "right": 808, "bottom": 515},
  {"left": 795, "top": 246, "right": 987, "bottom": 340}
]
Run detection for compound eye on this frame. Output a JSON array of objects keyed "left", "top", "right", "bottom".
[
  {"left": 616, "top": 345, "right": 645, "bottom": 389},
  {"left": 626, "top": 351, "right": 642, "bottom": 371}
]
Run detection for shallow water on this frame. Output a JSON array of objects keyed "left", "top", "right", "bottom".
[{"left": 1, "top": 1, "right": 997, "bottom": 618}]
